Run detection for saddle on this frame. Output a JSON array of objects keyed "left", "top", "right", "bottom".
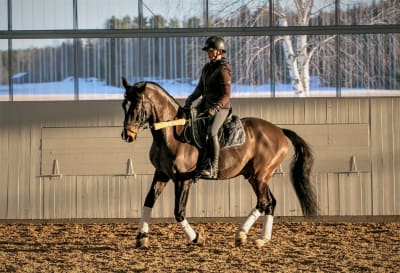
[{"left": 182, "top": 107, "right": 246, "bottom": 150}]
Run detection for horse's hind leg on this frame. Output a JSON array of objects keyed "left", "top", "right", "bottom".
[
  {"left": 136, "top": 171, "right": 169, "bottom": 248},
  {"left": 255, "top": 187, "right": 276, "bottom": 248},
  {"left": 236, "top": 178, "right": 276, "bottom": 248},
  {"left": 235, "top": 207, "right": 262, "bottom": 247},
  {"left": 235, "top": 176, "right": 263, "bottom": 247}
]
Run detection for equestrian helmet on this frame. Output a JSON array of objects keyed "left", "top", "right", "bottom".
[{"left": 202, "top": 36, "right": 226, "bottom": 53}]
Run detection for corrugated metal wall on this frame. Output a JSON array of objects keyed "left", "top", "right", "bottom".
[{"left": 0, "top": 98, "right": 399, "bottom": 219}]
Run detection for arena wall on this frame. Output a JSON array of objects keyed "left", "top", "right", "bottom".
[{"left": 0, "top": 97, "right": 399, "bottom": 219}]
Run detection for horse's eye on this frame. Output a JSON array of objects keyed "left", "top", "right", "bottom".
[{"left": 123, "top": 101, "right": 131, "bottom": 111}]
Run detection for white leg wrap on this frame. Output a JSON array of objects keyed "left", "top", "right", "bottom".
[
  {"left": 139, "top": 206, "right": 152, "bottom": 233},
  {"left": 240, "top": 208, "right": 261, "bottom": 234},
  {"left": 178, "top": 219, "right": 197, "bottom": 242},
  {"left": 260, "top": 215, "right": 274, "bottom": 241}
]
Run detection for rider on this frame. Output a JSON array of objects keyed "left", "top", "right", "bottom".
[{"left": 184, "top": 36, "right": 232, "bottom": 179}]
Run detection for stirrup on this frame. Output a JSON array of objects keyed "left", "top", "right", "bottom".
[{"left": 200, "top": 165, "right": 218, "bottom": 179}]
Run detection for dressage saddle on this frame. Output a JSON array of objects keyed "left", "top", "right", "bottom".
[{"left": 182, "top": 107, "right": 246, "bottom": 150}]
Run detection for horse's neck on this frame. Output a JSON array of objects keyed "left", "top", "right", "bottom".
[
  {"left": 147, "top": 86, "right": 179, "bottom": 123},
  {"left": 147, "top": 85, "right": 183, "bottom": 150}
]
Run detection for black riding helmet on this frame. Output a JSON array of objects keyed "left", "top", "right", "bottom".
[{"left": 202, "top": 36, "right": 226, "bottom": 53}]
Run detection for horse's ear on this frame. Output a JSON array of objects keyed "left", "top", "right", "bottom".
[
  {"left": 135, "top": 81, "right": 147, "bottom": 93},
  {"left": 122, "top": 77, "right": 129, "bottom": 89}
]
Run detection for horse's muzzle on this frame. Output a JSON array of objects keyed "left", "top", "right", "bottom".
[{"left": 121, "top": 127, "right": 138, "bottom": 143}]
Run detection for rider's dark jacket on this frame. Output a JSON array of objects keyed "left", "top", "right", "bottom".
[{"left": 186, "top": 57, "right": 232, "bottom": 111}]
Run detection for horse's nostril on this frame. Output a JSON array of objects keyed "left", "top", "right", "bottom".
[{"left": 127, "top": 136, "right": 133, "bottom": 143}]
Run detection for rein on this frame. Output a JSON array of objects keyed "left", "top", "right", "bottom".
[
  {"left": 152, "top": 109, "right": 209, "bottom": 131},
  {"left": 126, "top": 91, "right": 209, "bottom": 132}
]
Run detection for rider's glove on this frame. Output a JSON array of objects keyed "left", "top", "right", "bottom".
[{"left": 208, "top": 104, "right": 220, "bottom": 117}]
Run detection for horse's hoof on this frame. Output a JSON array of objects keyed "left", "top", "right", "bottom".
[
  {"left": 191, "top": 230, "right": 205, "bottom": 246},
  {"left": 255, "top": 238, "right": 268, "bottom": 249},
  {"left": 194, "top": 232, "right": 206, "bottom": 246},
  {"left": 136, "top": 233, "right": 149, "bottom": 249},
  {"left": 235, "top": 231, "right": 247, "bottom": 247}
]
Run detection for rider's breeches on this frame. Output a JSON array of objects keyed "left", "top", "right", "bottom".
[{"left": 208, "top": 108, "right": 229, "bottom": 136}]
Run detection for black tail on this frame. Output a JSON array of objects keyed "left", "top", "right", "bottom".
[{"left": 282, "top": 128, "right": 318, "bottom": 216}]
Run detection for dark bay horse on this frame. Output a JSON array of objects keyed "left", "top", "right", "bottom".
[{"left": 121, "top": 78, "right": 317, "bottom": 248}]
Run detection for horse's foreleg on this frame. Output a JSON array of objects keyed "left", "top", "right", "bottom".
[
  {"left": 174, "top": 179, "right": 205, "bottom": 245},
  {"left": 137, "top": 171, "right": 169, "bottom": 248}
]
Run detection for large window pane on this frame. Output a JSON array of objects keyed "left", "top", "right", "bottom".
[
  {"left": 12, "top": 0, "right": 73, "bottom": 30},
  {"left": 340, "top": 34, "right": 400, "bottom": 97},
  {"left": 340, "top": 0, "right": 399, "bottom": 25},
  {"left": 227, "top": 36, "right": 272, "bottom": 97},
  {"left": 78, "top": 0, "right": 139, "bottom": 29},
  {"left": 143, "top": 0, "right": 204, "bottom": 28},
  {"left": 274, "top": 0, "right": 335, "bottom": 26},
  {"left": 0, "top": 0, "right": 7, "bottom": 30},
  {"left": 140, "top": 37, "right": 203, "bottom": 97},
  {"left": 0, "top": 40, "right": 8, "bottom": 101},
  {"left": 77, "top": 38, "right": 126, "bottom": 100},
  {"left": 209, "top": 0, "right": 270, "bottom": 27},
  {"left": 12, "top": 39, "right": 74, "bottom": 101},
  {"left": 275, "top": 35, "right": 337, "bottom": 97}
]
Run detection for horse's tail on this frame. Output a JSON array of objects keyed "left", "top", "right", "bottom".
[{"left": 282, "top": 128, "right": 318, "bottom": 216}]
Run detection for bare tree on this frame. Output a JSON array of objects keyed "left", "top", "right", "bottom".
[
  {"left": 230, "top": 0, "right": 400, "bottom": 96},
  {"left": 215, "top": 0, "right": 337, "bottom": 95},
  {"left": 274, "top": 0, "right": 336, "bottom": 96}
]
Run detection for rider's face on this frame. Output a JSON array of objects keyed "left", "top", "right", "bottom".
[{"left": 207, "top": 49, "right": 222, "bottom": 62}]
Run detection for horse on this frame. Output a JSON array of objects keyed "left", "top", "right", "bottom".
[{"left": 120, "top": 78, "right": 318, "bottom": 248}]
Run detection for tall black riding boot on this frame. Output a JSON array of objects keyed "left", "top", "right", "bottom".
[{"left": 200, "top": 135, "right": 220, "bottom": 179}]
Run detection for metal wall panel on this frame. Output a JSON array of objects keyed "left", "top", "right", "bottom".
[
  {"left": 0, "top": 109, "right": 9, "bottom": 219},
  {"left": 370, "top": 99, "right": 400, "bottom": 215},
  {"left": 0, "top": 98, "right": 399, "bottom": 219},
  {"left": 41, "top": 127, "right": 153, "bottom": 176},
  {"left": 281, "top": 124, "right": 370, "bottom": 173}
]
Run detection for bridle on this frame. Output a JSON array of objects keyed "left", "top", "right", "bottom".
[{"left": 124, "top": 94, "right": 149, "bottom": 132}]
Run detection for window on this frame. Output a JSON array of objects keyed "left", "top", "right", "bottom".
[
  {"left": 77, "top": 37, "right": 204, "bottom": 99},
  {"left": 209, "top": 0, "right": 270, "bottom": 27},
  {"left": 274, "top": 0, "right": 336, "bottom": 26},
  {"left": 340, "top": 33, "right": 400, "bottom": 96},
  {"left": 227, "top": 36, "right": 272, "bottom": 97},
  {"left": 340, "top": 0, "right": 399, "bottom": 25},
  {"left": 11, "top": 39, "right": 75, "bottom": 101},
  {"left": 274, "top": 35, "right": 337, "bottom": 97},
  {"left": 77, "top": 38, "right": 128, "bottom": 100},
  {"left": 1, "top": 0, "right": 399, "bottom": 100},
  {"left": 12, "top": 0, "right": 73, "bottom": 30},
  {"left": 0, "top": 40, "right": 8, "bottom": 101},
  {"left": 78, "top": 0, "right": 139, "bottom": 29},
  {"left": 143, "top": 0, "right": 205, "bottom": 28},
  {"left": 0, "top": 0, "right": 7, "bottom": 30}
]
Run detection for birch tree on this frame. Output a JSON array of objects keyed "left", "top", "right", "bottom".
[
  {"left": 215, "top": 0, "right": 337, "bottom": 96},
  {"left": 274, "top": 0, "right": 335, "bottom": 96}
]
